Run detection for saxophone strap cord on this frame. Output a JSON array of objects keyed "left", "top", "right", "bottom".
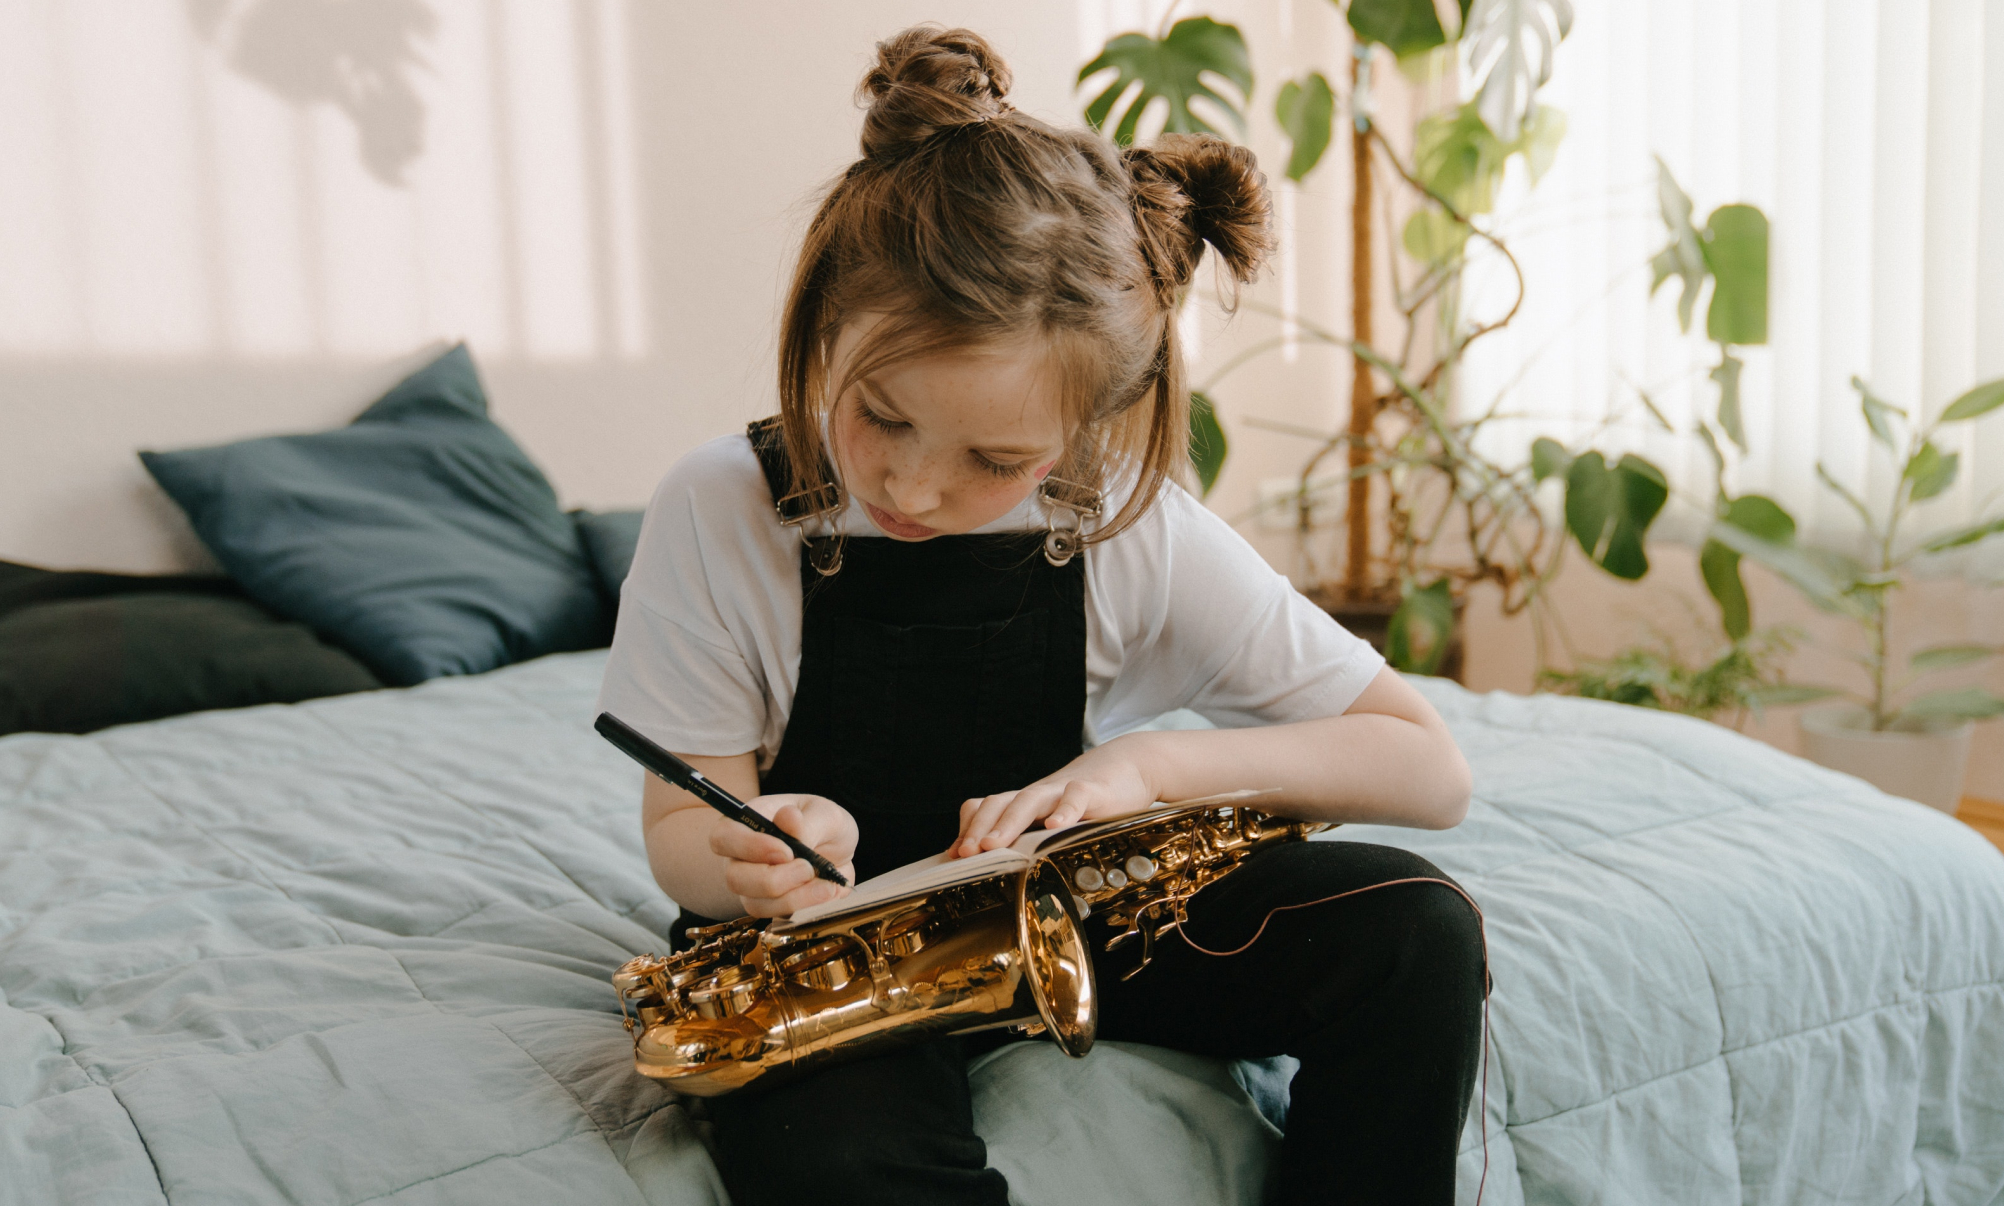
[{"left": 1172, "top": 876, "right": 1494, "bottom": 1206}]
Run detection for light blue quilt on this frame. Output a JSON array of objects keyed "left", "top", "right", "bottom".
[{"left": 3, "top": 651, "right": 2001, "bottom": 1204}]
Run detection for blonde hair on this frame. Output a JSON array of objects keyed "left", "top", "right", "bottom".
[{"left": 777, "top": 24, "right": 1273, "bottom": 543}]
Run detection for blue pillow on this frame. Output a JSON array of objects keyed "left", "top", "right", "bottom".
[
  {"left": 572, "top": 509, "right": 644, "bottom": 603},
  {"left": 141, "top": 344, "right": 605, "bottom": 686}
]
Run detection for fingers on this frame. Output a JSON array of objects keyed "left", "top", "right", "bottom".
[
  {"left": 715, "top": 794, "right": 859, "bottom": 918},
  {"left": 954, "top": 785, "right": 1063, "bottom": 857},
  {"left": 726, "top": 854, "right": 852, "bottom": 918},
  {"left": 708, "top": 816, "right": 795, "bottom": 865},
  {"left": 1044, "top": 780, "right": 1098, "bottom": 830},
  {"left": 769, "top": 796, "right": 860, "bottom": 865}
]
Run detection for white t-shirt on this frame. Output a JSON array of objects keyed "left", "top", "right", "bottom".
[{"left": 596, "top": 433, "right": 1385, "bottom": 768}]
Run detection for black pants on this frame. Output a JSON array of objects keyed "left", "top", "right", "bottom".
[{"left": 707, "top": 842, "right": 1487, "bottom": 1206}]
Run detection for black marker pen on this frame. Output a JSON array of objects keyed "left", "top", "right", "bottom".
[{"left": 595, "top": 712, "right": 850, "bottom": 887}]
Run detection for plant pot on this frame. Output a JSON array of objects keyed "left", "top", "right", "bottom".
[
  {"left": 1302, "top": 585, "right": 1467, "bottom": 684},
  {"left": 1799, "top": 706, "right": 1973, "bottom": 814}
]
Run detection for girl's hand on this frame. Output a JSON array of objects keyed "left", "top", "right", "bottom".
[
  {"left": 951, "top": 738, "right": 1157, "bottom": 859},
  {"left": 710, "top": 794, "right": 858, "bottom": 917}
]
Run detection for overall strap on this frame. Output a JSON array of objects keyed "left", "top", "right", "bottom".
[{"left": 746, "top": 417, "right": 840, "bottom": 525}]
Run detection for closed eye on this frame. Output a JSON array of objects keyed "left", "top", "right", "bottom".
[
  {"left": 855, "top": 396, "right": 909, "bottom": 433},
  {"left": 972, "top": 453, "right": 1029, "bottom": 478}
]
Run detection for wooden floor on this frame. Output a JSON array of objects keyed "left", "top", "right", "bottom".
[{"left": 1963, "top": 797, "right": 2004, "bottom": 854}]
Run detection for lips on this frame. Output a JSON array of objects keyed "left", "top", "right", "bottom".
[{"left": 862, "top": 500, "right": 939, "bottom": 539}]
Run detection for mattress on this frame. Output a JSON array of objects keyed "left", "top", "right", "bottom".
[{"left": 2, "top": 651, "right": 2000, "bottom": 1204}]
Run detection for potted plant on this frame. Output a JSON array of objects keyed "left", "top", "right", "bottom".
[
  {"left": 1081, "top": 2, "right": 1703, "bottom": 679},
  {"left": 1539, "top": 161, "right": 1809, "bottom": 720},
  {"left": 1711, "top": 376, "right": 2004, "bottom": 811}
]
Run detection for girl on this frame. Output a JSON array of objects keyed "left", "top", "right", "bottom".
[{"left": 599, "top": 25, "right": 1484, "bottom": 1206}]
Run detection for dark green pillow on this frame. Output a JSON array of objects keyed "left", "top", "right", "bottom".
[
  {"left": 573, "top": 509, "right": 644, "bottom": 604},
  {"left": 0, "top": 593, "right": 382, "bottom": 737},
  {"left": 139, "top": 344, "right": 605, "bottom": 686}
]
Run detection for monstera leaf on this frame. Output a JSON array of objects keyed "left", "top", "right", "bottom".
[
  {"left": 1412, "top": 101, "right": 1563, "bottom": 214},
  {"left": 1078, "top": 17, "right": 1252, "bottom": 146},
  {"left": 1462, "top": 0, "right": 1574, "bottom": 141},
  {"left": 1651, "top": 160, "right": 1771, "bottom": 350},
  {"left": 1347, "top": 0, "right": 1460, "bottom": 59},
  {"left": 1387, "top": 579, "right": 1457, "bottom": 675},
  {"left": 1275, "top": 72, "right": 1335, "bottom": 181},
  {"left": 1564, "top": 451, "right": 1668, "bottom": 580},
  {"left": 1188, "top": 391, "right": 1228, "bottom": 497},
  {"left": 1702, "top": 204, "right": 1768, "bottom": 346},
  {"left": 1650, "top": 159, "right": 1708, "bottom": 333},
  {"left": 1699, "top": 494, "right": 1793, "bottom": 641}
]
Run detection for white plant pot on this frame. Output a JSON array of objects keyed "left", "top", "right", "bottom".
[{"left": 1799, "top": 706, "right": 1974, "bottom": 814}]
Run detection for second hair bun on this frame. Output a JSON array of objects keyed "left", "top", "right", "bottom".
[{"left": 1126, "top": 134, "right": 1274, "bottom": 293}]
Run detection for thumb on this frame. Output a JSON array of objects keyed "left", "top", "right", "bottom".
[{"left": 770, "top": 801, "right": 806, "bottom": 839}]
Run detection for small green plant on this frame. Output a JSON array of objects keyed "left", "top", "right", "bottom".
[
  {"left": 1538, "top": 628, "right": 1800, "bottom": 722},
  {"left": 1711, "top": 375, "right": 2004, "bottom": 730}
]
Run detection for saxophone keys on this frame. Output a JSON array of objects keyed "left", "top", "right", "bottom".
[
  {"left": 1117, "top": 923, "right": 1156, "bottom": 982},
  {"left": 688, "top": 964, "right": 763, "bottom": 1019},
  {"left": 880, "top": 907, "right": 934, "bottom": 957},
  {"left": 778, "top": 938, "right": 862, "bottom": 993}
]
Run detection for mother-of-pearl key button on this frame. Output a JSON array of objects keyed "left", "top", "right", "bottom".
[
  {"left": 1073, "top": 865, "right": 1105, "bottom": 891},
  {"left": 1105, "top": 868, "right": 1129, "bottom": 889},
  {"left": 1124, "top": 855, "right": 1158, "bottom": 881}
]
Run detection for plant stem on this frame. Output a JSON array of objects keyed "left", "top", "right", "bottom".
[
  {"left": 1345, "top": 45, "right": 1377, "bottom": 599},
  {"left": 1869, "top": 605, "right": 1889, "bottom": 730}
]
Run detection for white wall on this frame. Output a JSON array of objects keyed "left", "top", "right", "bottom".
[{"left": 0, "top": 0, "right": 1120, "bottom": 571}]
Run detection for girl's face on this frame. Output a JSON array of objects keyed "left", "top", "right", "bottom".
[{"left": 826, "top": 316, "right": 1067, "bottom": 540}]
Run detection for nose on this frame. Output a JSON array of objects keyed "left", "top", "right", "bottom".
[{"left": 882, "top": 450, "right": 943, "bottom": 518}]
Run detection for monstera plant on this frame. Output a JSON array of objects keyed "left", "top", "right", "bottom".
[{"left": 1078, "top": 2, "right": 1768, "bottom": 680}]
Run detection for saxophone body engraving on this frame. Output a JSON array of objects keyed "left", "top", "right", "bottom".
[{"left": 611, "top": 800, "right": 1325, "bottom": 1095}]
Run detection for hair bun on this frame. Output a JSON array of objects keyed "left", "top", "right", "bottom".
[
  {"left": 858, "top": 25, "right": 1013, "bottom": 159},
  {"left": 1124, "top": 134, "right": 1273, "bottom": 295}
]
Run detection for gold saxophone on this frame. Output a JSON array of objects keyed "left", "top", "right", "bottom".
[{"left": 611, "top": 796, "right": 1327, "bottom": 1095}]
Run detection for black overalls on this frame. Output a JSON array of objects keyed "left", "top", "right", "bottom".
[{"left": 699, "top": 421, "right": 1487, "bottom": 1206}]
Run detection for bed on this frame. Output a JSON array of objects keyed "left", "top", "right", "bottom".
[{"left": 4, "top": 650, "right": 2001, "bottom": 1205}]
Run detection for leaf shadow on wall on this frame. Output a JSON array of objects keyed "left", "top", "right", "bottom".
[{"left": 187, "top": 0, "right": 436, "bottom": 186}]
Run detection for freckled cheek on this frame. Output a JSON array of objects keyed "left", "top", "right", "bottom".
[
  {"left": 830, "top": 411, "right": 884, "bottom": 485},
  {"left": 966, "top": 473, "right": 1043, "bottom": 516}
]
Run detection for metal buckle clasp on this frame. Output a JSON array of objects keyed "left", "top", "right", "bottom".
[
  {"left": 774, "top": 483, "right": 843, "bottom": 527},
  {"left": 1039, "top": 476, "right": 1102, "bottom": 567}
]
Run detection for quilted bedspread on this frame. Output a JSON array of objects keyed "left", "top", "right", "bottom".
[{"left": 3, "top": 651, "right": 2001, "bottom": 1204}]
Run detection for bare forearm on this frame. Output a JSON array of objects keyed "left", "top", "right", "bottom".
[
  {"left": 1121, "top": 668, "right": 1471, "bottom": 829},
  {"left": 640, "top": 754, "right": 762, "bottom": 920},
  {"left": 644, "top": 805, "right": 748, "bottom": 919}
]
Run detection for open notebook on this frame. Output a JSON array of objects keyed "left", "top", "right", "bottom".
[{"left": 787, "top": 791, "right": 1273, "bottom": 925}]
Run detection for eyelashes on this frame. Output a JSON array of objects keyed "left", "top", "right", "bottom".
[
  {"left": 973, "top": 455, "right": 1029, "bottom": 479},
  {"left": 855, "top": 400, "right": 908, "bottom": 434},
  {"left": 853, "top": 396, "right": 1031, "bottom": 479}
]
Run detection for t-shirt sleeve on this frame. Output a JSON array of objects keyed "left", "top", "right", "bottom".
[
  {"left": 1096, "top": 486, "right": 1386, "bottom": 732},
  {"left": 595, "top": 438, "right": 776, "bottom": 757}
]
